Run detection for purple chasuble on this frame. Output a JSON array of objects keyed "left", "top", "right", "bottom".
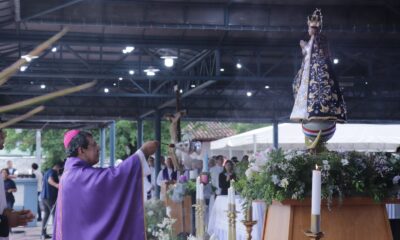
[{"left": 54, "top": 154, "right": 146, "bottom": 240}]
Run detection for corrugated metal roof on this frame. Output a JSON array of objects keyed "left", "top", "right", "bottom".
[{"left": 183, "top": 122, "right": 236, "bottom": 141}]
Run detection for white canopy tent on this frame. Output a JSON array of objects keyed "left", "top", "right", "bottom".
[{"left": 210, "top": 123, "right": 400, "bottom": 158}]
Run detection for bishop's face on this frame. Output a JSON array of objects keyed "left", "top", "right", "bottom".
[{"left": 80, "top": 136, "right": 100, "bottom": 166}]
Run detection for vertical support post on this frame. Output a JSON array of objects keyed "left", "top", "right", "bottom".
[
  {"left": 215, "top": 49, "right": 221, "bottom": 77},
  {"left": 154, "top": 110, "right": 162, "bottom": 198},
  {"left": 273, "top": 121, "right": 279, "bottom": 149},
  {"left": 256, "top": 51, "right": 261, "bottom": 77},
  {"left": 35, "top": 130, "right": 41, "bottom": 164},
  {"left": 100, "top": 128, "right": 106, "bottom": 167},
  {"left": 109, "top": 121, "right": 116, "bottom": 167},
  {"left": 174, "top": 85, "right": 182, "bottom": 142},
  {"left": 139, "top": 49, "right": 142, "bottom": 76},
  {"left": 137, "top": 119, "right": 143, "bottom": 149},
  {"left": 224, "top": 6, "right": 229, "bottom": 27}
]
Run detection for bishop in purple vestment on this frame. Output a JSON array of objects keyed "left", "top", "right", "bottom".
[{"left": 54, "top": 130, "right": 158, "bottom": 240}]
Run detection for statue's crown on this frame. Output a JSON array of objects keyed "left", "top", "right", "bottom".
[{"left": 307, "top": 9, "right": 323, "bottom": 28}]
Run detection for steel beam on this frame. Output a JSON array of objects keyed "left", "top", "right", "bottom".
[
  {"left": 21, "top": 0, "right": 86, "bottom": 22},
  {"left": 139, "top": 80, "right": 216, "bottom": 118}
]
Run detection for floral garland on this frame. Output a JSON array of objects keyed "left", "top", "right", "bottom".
[{"left": 234, "top": 149, "right": 400, "bottom": 205}]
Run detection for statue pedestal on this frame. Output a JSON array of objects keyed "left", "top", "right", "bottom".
[{"left": 262, "top": 197, "right": 395, "bottom": 240}]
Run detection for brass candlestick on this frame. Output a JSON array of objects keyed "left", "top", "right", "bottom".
[
  {"left": 241, "top": 203, "right": 257, "bottom": 240},
  {"left": 193, "top": 199, "right": 205, "bottom": 239},
  {"left": 305, "top": 214, "right": 324, "bottom": 240},
  {"left": 241, "top": 220, "right": 257, "bottom": 240},
  {"left": 304, "top": 231, "right": 324, "bottom": 240},
  {"left": 193, "top": 199, "right": 199, "bottom": 237},
  {"left": 310, "top": 214, "right": 320, "bottom": 234},
  {"left": 227, "top": 203, "right": 238, "bottom": 240}
]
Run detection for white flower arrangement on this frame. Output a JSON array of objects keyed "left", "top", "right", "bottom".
[
  {"left": 245, "top": 147, "right": 274, "bottom": 178},
  {"left": 235, "top": 149, "right": 400, "bottom": 205},
  {"left": 145, "top": 199, "right": 177, "bottom": 240}
]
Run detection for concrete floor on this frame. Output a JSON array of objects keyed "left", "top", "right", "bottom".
[{"left": 10, "top": 222, "right": 53, "bottom": 240}]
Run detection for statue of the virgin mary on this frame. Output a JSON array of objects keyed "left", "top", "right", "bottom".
[{"left": 290, "top": 9, "right": 347, "bottom": 123}]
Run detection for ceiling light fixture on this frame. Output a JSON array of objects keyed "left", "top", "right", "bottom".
[
  {"left": 51, "top": 47, "right": 57, "bottom": 53},
  {"left": 265, "top": 85, "right": 270, "bottom": 89},
  {"left": 129, "top": 70, "right": 135, "bottom": 75},
  {"left": 104, "top": 88, "right": 109, "bottom": 93},
  {"left": 20, "top": 66, "right": 28, "bottom": 72},
  {"left": 122, "top": 46, "right": 135, "bottom": 54},
  {"left": 246, "top": 91, "right": 252, "bottom": 97},
  {"left": 144, "top": 67, "right": 160, "bottom": 77},
  {"left": 118, "top": 77, "right": 123, "bottom": 81},
  {"left": 161, "top": 56, "right": 177, "bottom": 68},
  {"left": 333, "top": 58, "right": 339, "bottom": 64},
  {"left": 40, "top": 84, "right": 46, "bottom": 89},
  {"left": 236, "top": 63, "right": 242, "bottom": 69},
  {"left": 220, "top": 68, "right": 225, "bottom": 72},
  {"left": 21, "top": 55, "right": 38, "bottom": 62}
]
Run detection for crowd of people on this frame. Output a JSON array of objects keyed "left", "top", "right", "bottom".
[{"left": 145, "top": 153, "right": 249, "bottom": 200}]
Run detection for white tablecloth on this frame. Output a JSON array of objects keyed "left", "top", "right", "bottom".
[{"left": 207, "top": 196, "right": 266, "bottom": 240}]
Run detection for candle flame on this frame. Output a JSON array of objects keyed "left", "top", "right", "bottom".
[{"left": 315, "top": 164, "right": 319, "bottom": 170}]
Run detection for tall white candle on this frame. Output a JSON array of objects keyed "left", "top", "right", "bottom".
[
  {"left": 199, "top": 183, "right": 204, "bottom": 200},
  {"left": 311, "top": 165, "right": 321, "bottom": 215},
  {"left": 228, "top": 180, "right": 235, "bottom": 205},
  {"left": 228, "top": 187, "right": 232, "bottom": 204},
  {"left": 196, "top": 176, "right": 200, "bottom": 200}
]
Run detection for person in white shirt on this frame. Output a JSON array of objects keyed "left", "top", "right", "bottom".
[
  {"left": 209, "top": 155, "right": 224, "bottom": 195},
  {"left": 156, "top": 157, "right": 178, "bottom": 201},
  {"left": 156, "top": 157, "right": 178, "bottom": 187},
  {"left": 147, "top": 156, "right": 156, "bottom": 199},
  {"left": 31, "top": 163, "right": 43, "bottom": 221},
  {"left": 6, "top": 161, "right": 17, "bottom": 179}
]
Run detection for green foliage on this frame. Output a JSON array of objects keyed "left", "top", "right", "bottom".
[
  {"left": 115, "top": 120, "right": 137, "bottom": 159},
  {"left": 41, "top": 129, "right": 66, "bottom": 171},
  {"left": 4, "top": 129, "right": 36, "bottom": 154},
  {"left": 4, "top": 129, "right": 67, "bottom": 171},
  {"left": 234, "top": 149, "right": 400, "bottom": 205},
  {"left": 185, "top": 180, "right": 197, "bottom": 195}
]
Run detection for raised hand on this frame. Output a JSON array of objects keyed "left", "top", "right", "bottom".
[
  {"left": 141, "top": 141, "right": 159, "bottom": 158},
  {"left": 3, "top": 209, "right": 35, "bottom": 227}
]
